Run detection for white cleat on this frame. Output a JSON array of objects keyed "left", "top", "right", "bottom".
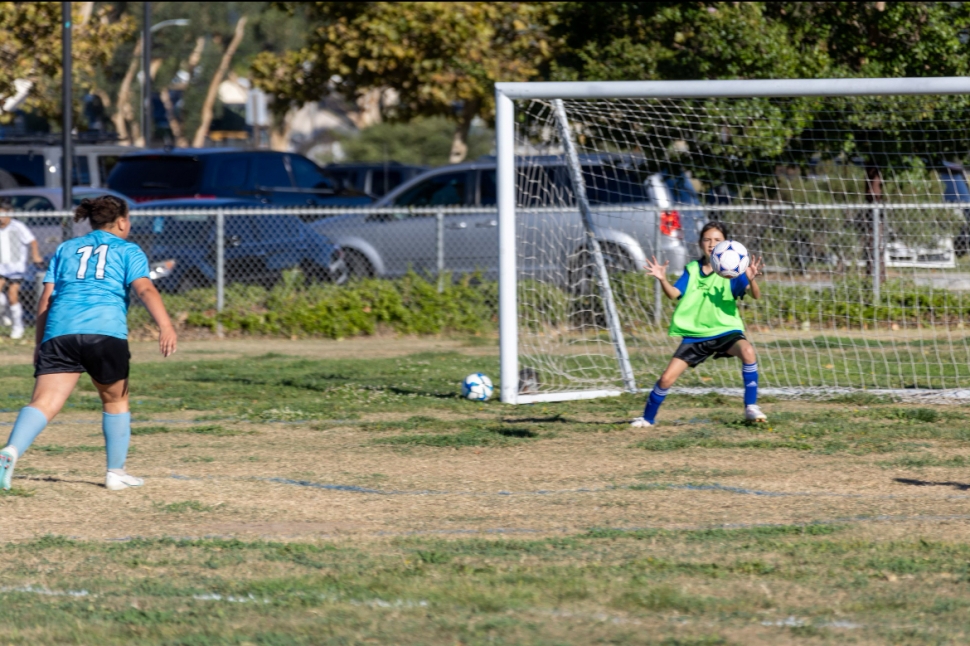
[
  {"left": 10, "top": 326, "right": 23, "bottom": 340},
  {"left": 105, "top": 471, "right": 144, "bottom": 491},
  {"left": 1, "top": 315, "right": 11, "bottom": 327},
  {"left": 630, "top": 417, "right": 653, "bottom": 428},
  {"left": 745, "top": 405, "right": 768, "bottom": 423},
  {"left": 0, "top": 447, "right": 16, "bottom": 490}
]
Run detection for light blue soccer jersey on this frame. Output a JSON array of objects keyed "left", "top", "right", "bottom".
[{"left": 42, "top": 230, "right": 150, "bottom": 343}]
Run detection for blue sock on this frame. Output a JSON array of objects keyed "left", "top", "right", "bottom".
[
  {"left": 6, "top": 406, "right": 48, "bottom": 457},
  {"left": 743, "top": 362, "right": 759, "bottom": 406},
  {"left": 642, "top": 382, "right": 669, "bottom": 423},
  {"left": 103, "top": 412, "right": 131, "bottom": 471}
]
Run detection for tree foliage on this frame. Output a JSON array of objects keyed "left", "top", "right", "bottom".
[
  {"left": 252, "top": 2, "right": 557, "bottom": 162},
  {"left": 0, "top": 2, "right": 135, "bottom": 123},
  {"left": 549, "top": 2, "right": 970, "bottom": 194}
]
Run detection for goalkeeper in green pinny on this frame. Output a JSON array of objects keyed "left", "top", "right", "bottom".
[{"left": 632, "top": 221, "right": 767, "bottom": 427}]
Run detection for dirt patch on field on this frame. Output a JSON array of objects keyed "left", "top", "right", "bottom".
[
  {"left": 0, "top": 335, "right": 966, "bottom": 546},
  {"left": 0, "top": 406, "right": 967, "bottom": 543}
]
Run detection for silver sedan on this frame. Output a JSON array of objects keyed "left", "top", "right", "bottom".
[{"left": 310, "top": 157, "right": 701, "bottom": 282}]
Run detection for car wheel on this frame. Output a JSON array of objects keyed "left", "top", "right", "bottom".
[
  {"left": 344, "top": 250, "right": 374, "bottom": 279},
  {"left": 956, "top": 226, "right": 970, "bottom": 258},
  {"left": 300, "top": 260, "right": 347, "bottom": 286}
]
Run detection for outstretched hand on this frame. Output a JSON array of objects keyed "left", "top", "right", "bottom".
[
  {"left": 643, "top": 256, "right": 670, "bottom": 281},
  {"left": 746, "top": 256, "right": 764, "bottom": 280},
  {"left": 158, "top": 327, "right": 178, "bottom": 358}
]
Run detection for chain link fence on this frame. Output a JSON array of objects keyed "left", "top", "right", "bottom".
[
  {"left": 5, "top": 201, "right": 969, "bottom": 351},
  {"left": 4, "top": 206, "right": 505, "bottom": 335}
]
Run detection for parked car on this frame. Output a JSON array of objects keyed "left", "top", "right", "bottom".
[
  {"left": 940, "top": 162, "right": 970, "bottom": 258},
  {"left": 0, "top": 187, "right": 135, "bottom": 258},
  {"left": 107, "top": 149, "right": 374, "bottom": 207},
  {"left": 310, "top": 155, "right": 701, "bottom": 281},
  {"left": 325, "top": 162, "right": 427, "bottom": 198},
  {"left": 0, "top": 137, "right": 131, "bottom": 189},
  {"left": 129, "top": 199, "right": 347, "bottom": 292}
]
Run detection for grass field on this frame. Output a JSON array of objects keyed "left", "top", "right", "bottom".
[{"left": 0, "top": 336, "right": 970, "bottom": 643}]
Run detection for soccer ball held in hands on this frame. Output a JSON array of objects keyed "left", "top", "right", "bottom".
[{"left": 710, "top": 240, "right": 750, "bottom": 279}]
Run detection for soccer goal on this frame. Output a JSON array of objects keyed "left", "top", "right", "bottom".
[{"left": 495, "top": 78, "right": 970, "bottom": 404}]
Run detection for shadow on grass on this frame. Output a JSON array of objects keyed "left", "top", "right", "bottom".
[
  {"left": 894, "top": 477, "right": 970, "bottom": 491},
  {"left": 385, "top": 387, "right": 460, "bottom": 400},
  {"left": 17, "top": 476, "right": 107, "bottom": 489}
]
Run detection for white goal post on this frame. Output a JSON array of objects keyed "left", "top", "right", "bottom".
[{"left": 495, "top": 77, "right": 970, "bottom": 405}]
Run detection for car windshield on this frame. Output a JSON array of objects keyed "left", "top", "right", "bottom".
[{"left": 108, "top": 157, "right": 202, "bottom": 191}]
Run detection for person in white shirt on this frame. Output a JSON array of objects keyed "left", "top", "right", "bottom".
[{"left": 0, "top": 199, "right": 43, "bottom": 339}]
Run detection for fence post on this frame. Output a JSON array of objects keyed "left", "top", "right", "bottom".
[
  {"left": 872, "top": 207, "right": 881, "bottom": 304},
  {"left": 653, "top": 211, "right": 662, "bottom": 326},
  {"left": 436, "top": 209, "right": 445, "bottom": 293},
  {"left": 216, "top": 207, "right": 225, "bottom": 338}
]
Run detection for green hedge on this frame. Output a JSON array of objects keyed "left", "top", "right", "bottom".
[{"left": 129, "top": 270, "right": 498, "bottom": 339}]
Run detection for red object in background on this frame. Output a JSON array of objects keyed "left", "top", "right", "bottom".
[{"left": 659, "top": 210, "right": 682, "bottom": 236}]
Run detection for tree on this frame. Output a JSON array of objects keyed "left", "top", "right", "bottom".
[
  {"left": 0, "top": 2, "right": 135, "bottom": 125},
  {"left": 551, "top": 2, "right": 970, "bottom": 282},
  {"left": 251, "top": 2, "right": 557, "bottom": 163},
  {"left": 191, "top": 16, "right": 247, "bottom": 147},
  {"left": 551, "top": 2, "right": 970, "bottom": 178}
]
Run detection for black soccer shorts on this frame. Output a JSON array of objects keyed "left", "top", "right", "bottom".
[
  {"left": 35, "top": 334, "right": 131, "bottom": 384},
  {"left": 672, "top": 332, "right": 746, "bottom": 368}
]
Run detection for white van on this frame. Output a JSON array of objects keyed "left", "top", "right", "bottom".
[{"left": 0, "top": 138, "right": 134, "bottom": 189}]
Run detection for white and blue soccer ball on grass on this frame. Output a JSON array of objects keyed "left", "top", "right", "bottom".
[
  {"left": 710, "top": 240, "right": 750, "bottom": 279},
  {"left": 461, "top": 373, "right": 494, "bottom": 401}
]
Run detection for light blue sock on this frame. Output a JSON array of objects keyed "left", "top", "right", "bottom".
[
  {"left": 642, "top": 382, "right": 669, "bottom": 424},
  {"left": 103, "top": 412, "right": 131, "bottom": 471},
  {"left": 6, "top": 406, "right": 48, "bottom": 457},
  {"left": 743, "top": 362, "right": 759, "bottom": 406}
]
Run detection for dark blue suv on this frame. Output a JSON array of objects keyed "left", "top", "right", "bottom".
[
  {"left": 129, "top": 199, "right": 347, "bottom": 292},
  {"left": 108, "top": 149, "right": 373, "bottom": 206}
]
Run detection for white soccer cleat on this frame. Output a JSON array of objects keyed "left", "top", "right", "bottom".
[
  {"left": 0, "top": 447, "right": 16, "bottom": 490},
  {"left": 105, "top": 471, "right": 144, "bottom": 491},
  {"left": 630, "top": 417, "right": 653, "bottom": 428},
  {"left": 9, "top": 326, "right": 23, "bottom": 340},
  {"left": 1, "top": 314, "right": 11, "bottom": 327},
  {"left": 745, "top": 405, "right": 767, "bottom": 423}
]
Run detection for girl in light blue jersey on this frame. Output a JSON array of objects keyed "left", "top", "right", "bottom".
[{"left": 0, "top": 196, "right": 177, "bottom": 491}]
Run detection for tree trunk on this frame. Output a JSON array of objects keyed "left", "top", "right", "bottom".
[
  {"left": 448, "top": 98, "right": 480, "bottom": 164},
  {"left": 77, "top": 2, "right": 94, "bottom": 25},
  {"left": 159, "top": 88, "right": 187, "bottom": 147},
  {"left": 113, "top": 37, "right": 142, "bottom": 144},
  {"left": 269, "top": 107, "right": 296, "bottom": 151},
  {"left": 179, "top": 37, "right": 206, "bottom": 87},
  {"left": 192, "top": 17, "right": 247, "bottom": 148},
  {"left": 161, "top": 37, "right": 205, "bottom": 148}
]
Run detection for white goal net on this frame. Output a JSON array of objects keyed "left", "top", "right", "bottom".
[{"left": 496, "top": 79, "right": 970, "bottom": 403}]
